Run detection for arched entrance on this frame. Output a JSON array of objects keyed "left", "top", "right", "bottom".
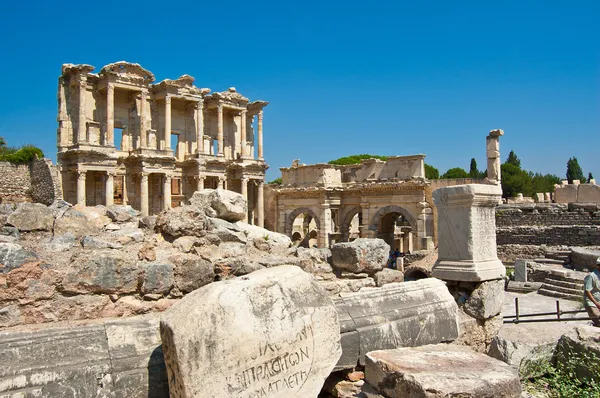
[
  {"left": 285, "top": 207, "right": 321, "bottom": 247},
  {"left": 340, "top": 206, "right": 362, "bottom": 242},
  {"left": 369, "top": 205, "right": 417, "bottom": 252}
]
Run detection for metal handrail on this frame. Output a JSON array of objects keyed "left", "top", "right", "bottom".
[{"left": 502, "top": 297, "right": 594, "bottom": 324}]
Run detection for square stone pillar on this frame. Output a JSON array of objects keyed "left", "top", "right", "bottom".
[
  {"left": 195, "top": 102, "right": 204, "bottom": 154},
  {"left": 122, "top": 173, "right": 129, "bottom": 205},
  {"left": 241, "top": 177, "right": 249, "bottom": 222},
  {"left": 198, "top": 176, "right": 205, "bottom": 191},
  {"left": 432, "top": 184, "right": 505, "bottom": 282},
  {"left": 164, "top": 96, "right": 172, "bottom": 150},
  {"left": 77, "top": 170, "right": 86, "bottom": 206},
  {"left": 240, "top": 110, "right": 247, "bottom": 158},
  {"left": 217, "top": 103, "right": 224, "bottom": 157},
  {"left": 105, "top": 172, "right": 114, "bottom": 207},
  {"left": 257, "top": 110, "right": 264, "bottom": 160},
  {"left": 139, "top": 91, "right": 147, "bottom": 149},
  {"left": 257, "top": 180, "right": 264, "bottom": 228},
  {"left": 140, "top": 173, "right": 149, "bottom": 217},
  {"left": 163, "top": 175, "right": 172, "bottom": 211},
  {"left": 78, "top": 75, "right": 88, "bottom": 144}
]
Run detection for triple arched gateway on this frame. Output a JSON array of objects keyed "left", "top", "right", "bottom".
[{"left": 265, "top": 156, "right": 436, "bottom": 250}]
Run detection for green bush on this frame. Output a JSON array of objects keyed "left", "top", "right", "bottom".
[
  {"left": 328, "top": 154, "right": 389, "bottom": 165},
  {"left": 0, "top": 146, "right": 44, "bottom": 164}
]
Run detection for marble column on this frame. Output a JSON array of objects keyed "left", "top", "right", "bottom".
[
  {"left": 140, "top": 91, "right": 147, "bottom": 149},
  {"left": 105, "top": 172, "right": 114, "bottom": 207},
  {"left": 217, "top": 103, "right": 224, "bottom": 156},
  {"left": 198, "top": 176, "right": 205, "bottom": 191},
  {"left": 486, "top": 129, "right": 504, "bottom": 185},
  {"left": 240, "top": 110, "right": 247, "bottom": 158},
  {"left": 219, "top": 176, "right": 226, "bottom": 190},
  {"left": 78, "top": 75, "right": 87, "bottom": 144},
  {"left": 195, "top": 102, "right": 204, "bottom": 154},
  {"left": 140, "top": 173, "right": 149, "bottom": 217},
  {"left": 122, "top": 173, "right": 129, "bottom": 205},
  {"left": 77, "top": 170, "right": 86, "bottom": 206},
  {"left": 163, "top": 174, "right": 171, "bottom": 211},
  {"left": 164, "top": 96, "right": 172, "bottom": 151},
  {"left": 106, "top": 84, "right": 114, "bottom": 146},
  {"left": 241, "top": 177, "right": 249, "bottom": 222},
  {"left": 257, "top": 180, "right": 264, "bottom": 227},
  {"left": 257, "top": 110, "right": 264, "bottom": 160}
]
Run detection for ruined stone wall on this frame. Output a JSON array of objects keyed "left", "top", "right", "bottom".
[
  {"left": 0, "top": 162, "right": 32, "bottom": 203},
  {"left": 496, "top": 225, "right": 600, "bottom": 246},
  {"left": 0, "top": 159, "right": 62, "bottom": 205}
]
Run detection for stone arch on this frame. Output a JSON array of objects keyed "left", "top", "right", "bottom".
[
  {"left": 284, "top": 207, "right": 321, "bottom": 236},
  {"left": 404, "top": 265, "right": 431, "bottom": 281},
  {"left": 340, "top": 206, "right": 362, "bottom": 242},
  {"left": 368, "top": 205, "right": 417, "bottom": 232}
]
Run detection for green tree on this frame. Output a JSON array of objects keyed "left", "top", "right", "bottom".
[
  {"left": 425, "top": 164, "right": 439, "bottom": 180},
  {"left": 588, "top": 172, "right": 594, "bottom": 181},
  {"left": 501, "top": 163, "right": 533, "bottom": 198},
  {"left": 505, "top": 150, "right": 521, "bottom": 168},
  {"left": 441, "top": 167, "right": 469, "bottom": 179},
  {"left": 328, "top": 154, "right": 389, "bottom": 165},
  {"left": 0, "top": 136, "right": 6, "bottom": 149},
  {"left": 268, "top": 177, "right": 282, "bottom": 184},
  {"left": 531, "top": 173, "right": 561, "bottom": 194},
  {"left": 566, "top": 157, "right": 585, "bottom": 184},
  {"left": 469, "top": 158, "right": 480, "bottom": 178}
]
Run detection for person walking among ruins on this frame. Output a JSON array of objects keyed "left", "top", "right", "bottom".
[{"left": 583, "top": 257, "right": 600, "bottom": 327}]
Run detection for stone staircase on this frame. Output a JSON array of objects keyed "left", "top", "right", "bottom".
[{"left": 538, "top": 269, "right": 586, "bottom": 302}]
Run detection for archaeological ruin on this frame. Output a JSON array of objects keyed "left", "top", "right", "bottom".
[{"left": 57, "top": 61, "right": 268, "bottom": 224}]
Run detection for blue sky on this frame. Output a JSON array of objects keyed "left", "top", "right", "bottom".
[{"left": 0, "top": 0, "right": 598, "bottom": 182}]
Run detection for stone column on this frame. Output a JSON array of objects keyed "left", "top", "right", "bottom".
[
  {"left": 195, "top": 102, "right": 204, "bottom": 154},
  {"left": 105, "top": 172, "right": 114, "bottom": 207},
  {"left": 106, "top": 84, "right": 114, "bottom": 146},
  {"left": 140, "top": 91, "right": 147, "bottom": 149},
  {"left": 77, "top": 170, "right": 86, "bottom": 206},
  {"left": 78, "top": 75, "right": 88, "bottom": 144},
  {"left": 217, "top": 103, "right": 224, "bottom": 156},
  {"left": 319, "top": 204, "right": 332, "bottom": 248},
  {"left": 486, "top": 129, "right": 504, "bottom": 184},
  {"left": 140, "top": 173, "right": 149, "bottom": 217},
  {"left": 257, "top": 110, "right": 264, "bottom": 160},
  {"left": 164, "top": 96, "right": 172, "bottom": 151},
  {"left": 240, "top": 110, "right": 247, "bottom": 158},
  {"left": 163, "top": 174, "right": 171, "bottom": 211},
  {"left": 257, "top": 180, "right": 264, "bottom": 228},
  {"left": 219, "top": 176, "right": 226, "bottom": 190},
  {"left": 432, "top": 184, "right": 505, "bottom": 282},
  {"left": 198, "top": 176, "right": 205, "bottom": 191},
  {"left": 122, "top": 173, "right": 129, "bottom": 205},
  {"left": 241, "top": 177, "right": 249, "bottom": 222}
]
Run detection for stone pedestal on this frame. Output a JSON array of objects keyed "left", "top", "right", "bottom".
[{"left": 432, "top": 184, "right": 505, "bottom": 282}]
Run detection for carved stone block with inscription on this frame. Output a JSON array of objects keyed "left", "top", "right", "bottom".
[
  {"left": 432, "top": 184, "right": 506, "bottom": 282},
  {"left": 160, "top": 265, "right": 341, "bottom": 398}
]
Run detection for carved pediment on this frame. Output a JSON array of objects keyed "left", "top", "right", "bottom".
[
  {"left": 153, "top": 75, "right": 210, "bottom": 96},
  {"left": 62, "top": 63, "right": 95, "bottom": 75},
  {"left": 99, "top": 61, "right": 155, "bottom": 84}
]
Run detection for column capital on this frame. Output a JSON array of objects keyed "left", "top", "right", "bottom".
[
  {"left": 107, "top": 84, "right": 114, "bottom": 94},
  {"left": 77, "top": 170, "right": 87, "bottom": 180},
  {"left": 140, "top": 90, "right": 148, "bottom": 99},
  {"left": 241, "top": 176, "right": 250, "bottom": 183},
  {"left": 106, "top": 171, "right": 116, "bottom": 178},
  {"left": 165, "top": 95, "right": 172, "bottom": 105}
]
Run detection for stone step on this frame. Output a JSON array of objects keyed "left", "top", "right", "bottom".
[
  {"left": 545, "top": 254, "right": 570, "bottom": 261},
  {"left": 542, "top": 277, "right": 584, "bottom": 290},
  {"left": 538, "top": 288, "right": 582, "bottom": 302},
  {"left": 534, "top": 258, "right": 565, "bottom": 265},
  {"left": 540, "top": 283, "right": 583, "bottom": 296},
  {"left": 506, "top": 281, "right": 542, "bottom": 293}
]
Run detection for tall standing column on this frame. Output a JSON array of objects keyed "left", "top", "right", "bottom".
[
  {"left": 257, "top": 110, "right": 264, "bottom": 160},
  {"left": 163, "top": 174, "right": 172, "bottom": 211},
  {"left": 77, "top": 170, "right": 87, "bottom": 206},
  {"left": 198, "top": 176, "right": 205, "bottom": 191},
  {"left": 140, "top": 91, "right": 147, "bottom": 149},
  {"left": 195, "top": 101, "right": 204, "bottom": 154},
  {"left": 105, "top": 172, "right": 114, "bottom": 207},
  {"left": 257, "top": 180, "right": 264, "bottom": 228},
  {"left": 164, "top": 96, "right": 172, "bottom": 151},
  {"left": 486, "top": 129, "right": 504, "bottom": 185},
  {"left": 217, "top": 103, "right": 224, "bottom": 156},
  {"left": 122, "top": 173, "right": 129, "bottom": 205},
  {"left": 106, "top": 84, "right": 114, "bottom": 146},
  {"left": 241, "top": 177, "right": 249, "bottom": 222},
  {"left": 140, "top": 173, "right": 149, "bottom": 217},
  {"left": 78, "top": 75, "right": 88, "bottom": 144},
  {"left": 240, "top": 110, "right": 247, "bottom": 158}
]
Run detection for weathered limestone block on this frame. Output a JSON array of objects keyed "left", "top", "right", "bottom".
[
  {"left": 160, "top": 266, "right": 341, "bottom": 398},
  {"left": 236, "top": 221, "right": 292, "bottom": 247},
  {"left": 514, "top": 259, "right": 529, "bottom": 282},
  {"left": 106, "top": 204, "right": 139, "bottom": 222},
  {"left": 206, "top": 217, "right": 247, "bottom": 243},
  {"left": 454, "top": 310, "right": 503, "bottom": 353},
  {"left": 62, "top": 250, "right": 140, "bottom": 294},
  {"left": 81, "top": 235, "right": 123, "bottom": 249},
  {"left": 0, "top": 261, "right": 57, "bottom": 305},
  {"left": 570, "top": 247, "right": 600, "bottom": 271},
  {"left": 319, "top": 277, "right": 376, "bottom": 296},
  {"left": 333, "top": 278, "right": 459, "bottom": 370},
  {"left": 331, "top": 238, "right": 389, "bottom": 274},
  {"left": 373, "top": 268, "right": 404, "bottom": 287},
  {"left": 73, "top": 204, "right": 111, "bottom": 228},
  {"left": 365, "top": 345, "right": 521, "bottom": 397},
  {"left": 7, "top": 203, "right": 55, "bottom": 232},
  {"left": 432, "top": 184, "right": 506, "bottom": 282},
  {"left": 54, "top": 208, "right": 99, "bottom": 237},
  {"left": 488, "top": 336, "right": 556, "bottom": 379},
  {"left": 555, "top": 326, "right": 600, "bottom": 383},
  {"left": 0, "top": 242, "right": 39, "bottom": 273},
  {"left": 155, "top": 206, "right": 207, "bottom": 239},
  {"left": 141, "top": 261, "right": 174, "bottom": 295},
  {"left": 172, "top": 236, "right": 199, "bottom": 253},
  {"left": 189, "top": 188, "right": 247, "bottom": 222},
  {"left": 46, "top": 232, "right": 77, "bottom": 251},
  {"left": 463, "top": 279, "right": 505, "bottom": 320}
]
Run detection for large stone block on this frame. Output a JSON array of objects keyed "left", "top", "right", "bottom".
[
  {"left": 0, "top": 242, "right": 39, "bottom": 273},
  {"left": 463, "top": 279, "right": 505, "bottom": 320},
  {"left": 189, "top": 188, "right": 247, "bottom": 222},
  {"left": 7, "top": 203, "right": 55, "bottom": 232},
  {"left": 160, "top": 265, "right": 341, "bottom": 398},
  {"left": 554, "top": 184, "right": 578, "bottom": 203},
  {"left": 333, "top": 278, "right": 459, "bottom": 370},
  {"left": 432, "top": 184, "right": 506, "bottom": 282},
  {"left": 155, "top": 206, "right": 208, "bottom": 239},
  {"left": 365, "top": 344, "right": 521, "bottom": 397},
  {"left": 331, "top": 238, "right": 389, "bottom": 274},
  {"left": 570, "top": 247, "right": 600, "bottom": 272}
]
